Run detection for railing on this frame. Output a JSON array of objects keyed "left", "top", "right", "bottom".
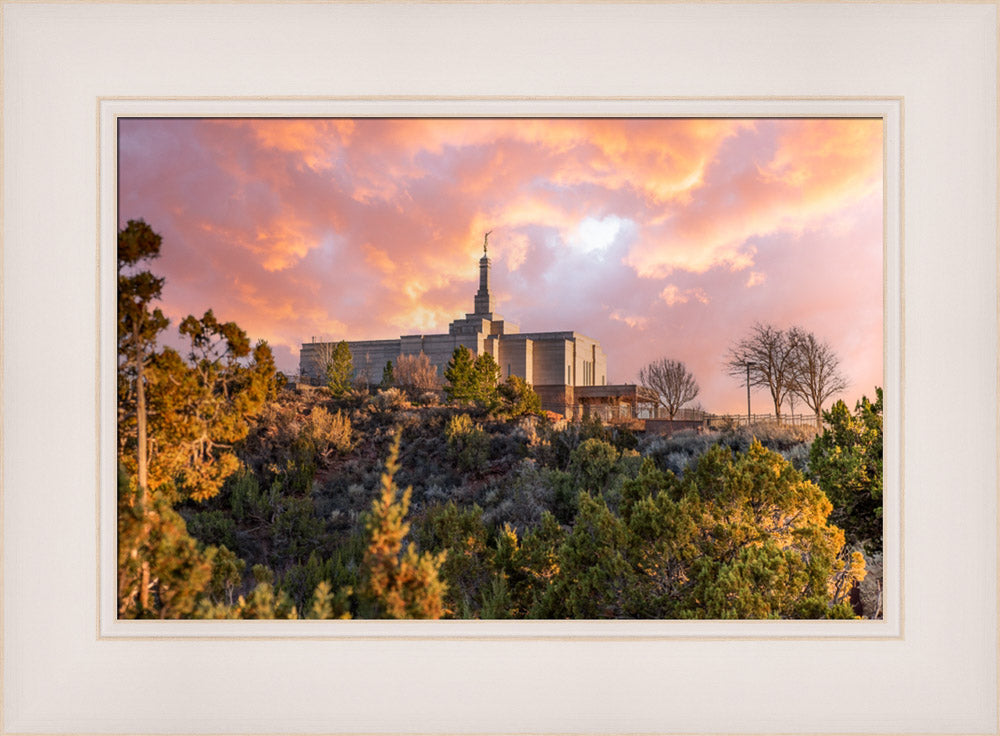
[
  {"left": 634, "top": 406, "right": 712, "bottom": 421},
  {"left": 705, "top": 413, "right": 819, "bottom": 428},
  {"left": 635, "top": 405, "right": 819, "bottom": 427}
]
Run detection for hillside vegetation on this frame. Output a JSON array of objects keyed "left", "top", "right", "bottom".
[{"left": 131, "top": 382, "right": 881, "bottom": 620}]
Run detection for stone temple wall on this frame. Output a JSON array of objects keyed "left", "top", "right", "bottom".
[
  {"left": 569, "top": 334, "right": 607, "bottom": 387},
  {"left": 497, "top": 337, "right": 533, "bottom": 383}
]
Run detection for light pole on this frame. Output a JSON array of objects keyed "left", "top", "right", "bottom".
[{"left": 745, "top": 361, "right": 755, "bottom": 426}]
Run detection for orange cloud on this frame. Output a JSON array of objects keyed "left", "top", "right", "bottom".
[
  {"left": 625, "top": 119, "right": 883, "bottom": 278},
  {"left": 610, "top": 310, "right": 649, "bottom": 330},
  {"left": 333, "top": 118, "right": 749, "bottom": 209},
  {"left": 660, "top": 285, "right": 710, "bottom": 306},
  {"left": 192, "top": 216, "right": 320, "bottom": 272},
  {"left": 256, "top": 221, "right": 317, "bottom": 272},
  {"left": 391, "top": 305, "right": 457, "bottom": 334},
  {"left": 209, "top": 119, "right": 356, "bottom": 171},
  {"left": 362, "top": 243, "right": 397, "bottom": 275}
]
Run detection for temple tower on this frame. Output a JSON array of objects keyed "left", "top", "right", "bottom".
[{"left": 473, "top": 231, "right": 495, "bottom": 315}]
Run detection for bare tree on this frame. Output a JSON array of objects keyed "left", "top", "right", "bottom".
[
  {"left": 788, "top": 328, "right": 848, "bottom": 428},
  {"left": 307, "top": 341, "right": 336, "bottom": 384},
  {"left": 394, "top": 352, "right": 441, "bottom": 395},
  {"left": 638, "top": 358, "right": 700, "bottom": 420},
  {"left": 725, "top": 323, "right": 799, "bottom": 419},
  {"left": 785, "top": 390, "right": 795, "bottom": 417},
  {"left": 354, "top": 351, "right": 375, "bottom": 391}
]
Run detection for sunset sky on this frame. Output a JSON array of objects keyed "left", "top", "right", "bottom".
[{"left": 118, "top": 117, "right": 883, "bottom": 415}]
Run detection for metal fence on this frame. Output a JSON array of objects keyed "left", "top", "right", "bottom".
[
  {"left": 636, "top": 405, "right": 819, "bottom": 427},
  {"left": 704, "top": 413, "right": 819, "bottom": 428}
]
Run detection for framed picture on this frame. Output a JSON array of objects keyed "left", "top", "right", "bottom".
[
  {"left": 2, "top": 2, "right": 996, "bottom": 734},
  {"left": 103, "top": 102, "right": 899, "bottom": 640}
]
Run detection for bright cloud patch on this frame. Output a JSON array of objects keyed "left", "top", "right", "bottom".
[{"left": 570, "top": 215, "right": 627, "bottom": 254}]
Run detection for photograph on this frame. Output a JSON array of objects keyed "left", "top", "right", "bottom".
[{"left": 117, "top": 116, "right": 885, "bottom": 621}]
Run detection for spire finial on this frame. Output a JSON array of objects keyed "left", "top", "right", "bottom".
[{"left": 483, "top": 229, "right": 492, "bottom": 256}]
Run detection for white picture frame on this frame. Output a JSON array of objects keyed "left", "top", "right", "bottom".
[{"left": 2, "top": 2, "right": 996, "bottom": 734}]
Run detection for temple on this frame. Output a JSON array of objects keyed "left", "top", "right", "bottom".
[{"left": 300, "top": 235, "right": 651, "bottom": 418}]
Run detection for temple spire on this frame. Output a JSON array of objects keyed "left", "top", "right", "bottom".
[{"left": 474, "top": 231, "right": 494, "bottom": 315}]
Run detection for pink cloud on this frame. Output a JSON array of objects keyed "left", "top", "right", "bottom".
[
  {"left": 624, "top": 119, "right": 882, "bottom": 279},
  {"left": 660, "top": 285, "right": 710, "bottom": 306}
]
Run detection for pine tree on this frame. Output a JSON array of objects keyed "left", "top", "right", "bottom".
[
  {"left": 670, "top": 442, "right": 862, "bottom": 618},
  {"left": 537, "top": 493, "right": 637, "bottom": 618},
  {"left": 117, "top": 464, "right": 213, "bottom": 618},
  {"left": 497, "top": 375, "right": 542, "bottom": 417},
  {"left": 143, "top": 312, "right": 277, "bottom": 501},
  {"left": 808, "top": 388, "right": 883, "bottom": 553},
  {"left": 567, "top": 438, "right": 620, "bottom": 495},
  {"left": 444, "top": 413, "right": 490, "bottom": 472},
  {"left": 118, "top": 219, "right": 170, "bottom": 500},
  {"left": 207, "top": 545, "right": 245, "bottom": 607},
  {"left": 529, "top": 442, "right": 864, "bottom": 619},
  {"left": 444, "top": 346, "right": 476, "bottom": 403},
  {"left": 415, "top": 501, "right": 493, "bottom": 617},
  {"left": 471, "top": 353, "right": 502, "bottom": 408},
  {"left": 326, "top": 340, "right": 354, "bottom": 397},
  {"left": 360, "top": 432, "right": 447, "bottom": 619},
  {"left": 380, "top": 360, "right": 395, "bottom": 389},
  {"left": 444, "top": 348, "right": 501, "bottom": 408},
  {"left": 502, "top": 512, "right": 565, "bottom": 617},
  {"left": 196, "top": 565, "right": 300, "bottom": 619},
  {"left": 307, "top": 581, "right": 337, "bottom": 619}
]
